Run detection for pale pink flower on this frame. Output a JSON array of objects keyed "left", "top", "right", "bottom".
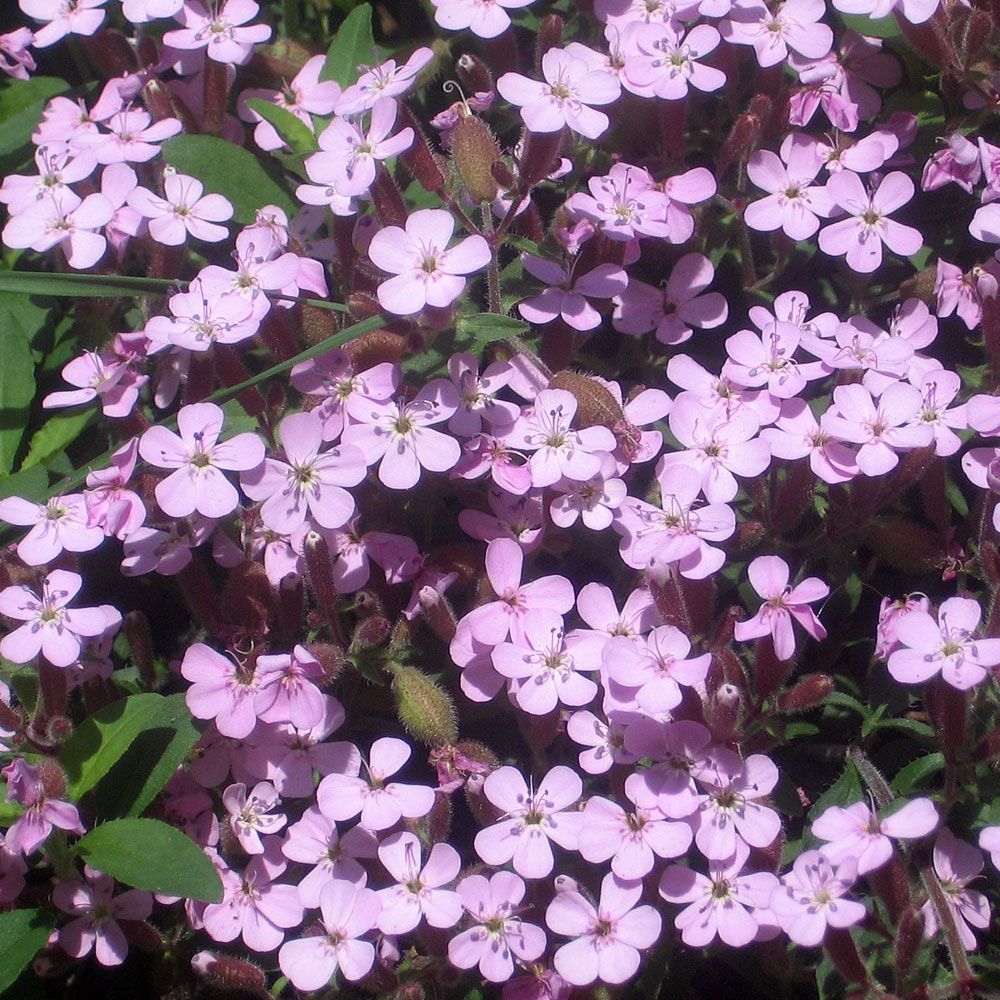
[
  {"left": 497, "top": 47, "right": 621, "bottom": 139},
  {"left": 367, "top": 208, "right": 490, "bottom": 314},
  {"left": 818, "top": 171, "right": 922, "bottom": 273},
  {"left": 128, "top": 171, "right": 233, "bottom": 245},
  {"left": 278, "top": 879, "right": 379, "bottom": 990},
  {"left": 566, "top": 709, "right": 639, "bottom": 774},
  {"left": 316, "top": 737, "right": 435, "bottom": 831},
  {"left": 164, "top": 0, "right": 272, "bottom": 64},
  {"left": 547, "top": 873, "right": 661, "bottom": 986},
  {"left": 566, "top": 163, "right": 672, "bottom": 242},
  {"left": 0, "top": 492, "right": 104, "bottom": 566},
  {"left": 734, "top": 555, "right": 829, "bottom": 661},
  {"left": 54, "top": 869, "right": 152, "bottom": 967},
  {"left": 519, "top": 257, "right": 627, "bottom": 332},
  {"left": 139, "top": 402, "right": 265, "bottom": 519},
  {"left": 335, "top": 48, "right": 435, "bottom": 117},
  {"left": 75, "top": 108, "right": 181, "bottom": 165},
  {"left": 0, "top": 569, "right": 119, "bottom": 668},
  {"left": 449, "top": 871, "right": 546, "bottom": 982},
  {"left": 376, "top": 831, "right": 462, "bottom": 934},
  {"left": 43, "top": 348, "right": 144, "bottom": 418},
  {"left": 722, "top": 0, "right": 833, "bottom": 67},
  {"left": 623, "top": 718, "right": 712, "bottom": 819},
  {"left": 474, "top": 765, "right": 583, "bottom": 879},
  {"left": 978, "top": 827, "right": 1000, "bottom": 872},
  {"left": 875, "top": 593, "right": 931, "bottom": 658},
  {"left": 769, "top": 852, "right": 865, "bottom": 946},
  {"left": 223, "top": 781, "right": 286, "bottom": 855},
  {"left": 444, "top": 352, "right": 519, "bottom": 436},
  {"left": 813, "top": 797, "right": 938, "bottom": 874},
  {"left": 922, "top": 829, "right": 991, "bottom": 951},
  {"left": 934, "top": 259, "right": 1000, "bottom": 330},
  {"left": 3, "top": 191, "right": 112, "bottom": 269},
  {"left": 18, "top": 0, "right": 107, "bottom": 48},
  {"left": 0, "top": 28, "right": 36, "bottom": 79},
  {"left": 2, "top": 758, "right": 85, "bottom": 854},
  {"left": 660, "top": 841, "right": 778, "bottom": 947},
  {"left": 122, "top": 0, "right": 183, "bottom": 23},
  {"left": 432, "top": 0, "right": 536, "bottom": 38},
  {"left": 622, "top": 22, "right": 726, "bottom": 100},
  {"left": 762, "top": 399, "right": 859, "bottom": 484},
  {"left": 253, "top": 645, "right": 326, "bottom": 730},
  {"left": 181, "top": 643, "right": 261, "bottom": 739},
  {"left": 144, "top": 281, "right": 258, "bottom": 352}
]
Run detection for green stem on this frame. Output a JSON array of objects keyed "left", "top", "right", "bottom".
[
  {"left": 283, "top": 0, "right": 299, "bottom": 37},
  {"left": 481, "top": 205, "right": 502, "bottom": 314}
]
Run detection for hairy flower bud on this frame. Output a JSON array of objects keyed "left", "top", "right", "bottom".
[
  {"left": 706, "top": 682, "right": 742, "bottom": 741},
  {"left": 517, "top": 128, "right": 563, "bottom": 189},
  {"left": 894, "top": 907, "right": 925, "bottom": 986},
  {"left": 300, "top": 303, "right": 339, "bottom": 347},
  {"left": 46, "top": 716, "right": 73, "bottom": 746},
  {"left": 777, "top": 674, "right": 834, "bottom": 713},
  {"left": 536, "top": 14, "right": 565, "bottom": 65},
  {"left": 81, "top": 29, "right": 139, "bottom": 80},
  {"left": 389, "top": 664, "right": 458, "bottom": 747},
  {"left": 305, "top": 641, "right": 347, "bottom": 682},
  {"left": 548, "top": 370, "right": 623, "bottom": 429},
  {"left": 452, "top": 115, "right": 501, "bottom": 204},
  {"left": 898, "top": 265, "right": 938, "bottom": 305},
  {"left": 456, "top": 53, "right": 494, "bottom": 95},
  {"left": 491, "top": 158, "right": 517, "bottom": 191},
  {"left": 351, "top": 615, "right": 392, "bottom": 651},
  {"left": 345, "top": 328, "right": 408, "bottom": 368},
  {"left": 718, "top": 109, "right": 762, "bottom": 178},
  {"left": 124, "top": 611, "right": 157, "bottom": 689},
  {"left": 191, "top": 951, "right": 268, "bottom": 997},
  {"left": 396, "top": 102, "right": 448, "bottom": 193},
  {"left": 823, "top": 928, "right": 868, "bottom": 986},
  {"left": 36, "top": 758, "right": 68, "bottom": 800},
  {"left": 754, "top": 636, "right": 795, "bottom": 701}
]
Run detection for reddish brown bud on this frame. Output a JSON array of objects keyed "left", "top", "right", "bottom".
[
  {"left": 177, "top": 558, "right": 222, "bottom": 635},
  {"left": 213, "top": 345, "right": 266, "bottom": 418},
  {"left": 548, "top": 370, "right": 624, "bottom": 429},
  {"left": 706, "top": 682, "right": 742, "bottom": 741},
  {"left": 192, "top": 951, "right": 268, "bottom": 996},
  {"left": 124, "top": 611, "right": 157, "bottom": 689},
  {"left": 345, "top": 327, "right": 407, "bottom": 368},
  {"left": 418, "top": 586, "right": 459, "bottom": 643},
  {"left": 304, "top": 531, "right": 340, "bottom": 626},
  {"left": 452, "top": 115, "right": 501, "bottom": 203},
  {"left": 863, "top": 517, "right": 942, "bottom": 573},
  {"left": 396, "top": 102, "right": 448, "bottom": 193},
  {"left": 305, "top": 641, "right": 347, "bottom": 682},
  {"left": 120, "top": 919, "right": 164, "bottom": 954},
  {"left": 351, "top": 615, "right": 391, "bottom": 652},
  {"left": 300, "top": 303, "right": 339, "bottom": 347},
  {"left": 754, "top": 636, "right": 795, "bottom": 701},
  {"left": 868, "top": 854, "right": 912, "bottom": 922},
  {"left": 80, "top": 30, "right": 138, "bottom": 79},
  {"left": 491, "top": 158, "right": 517, "bottom": 191},
  {"left": 201, "top": 58, "right": 231, "bottom": 137},
  {"left": 46, "top": 716, "right": 73, "bottom": 745},
  {"left": 898, "top": 265, "right": 939, "bottom": 306},
  {"left": 925, "top": 676, "right": 967, "bottom": 762},
  {"left": 456, "top": 53, "right": 494, "bottom": 95},
  {"left": 36, "top": 758, "right": 68, "bottom": 799},
  {"left": 370, "top": 168, "right": 408, "bottom": 227},
  {"left": 517, "top": 128, "right": 563, "bottom": 189},
  {"left": 517, "top": 707, "right": 562, "bottom": 754},
  {"left": 823, "top": 928, "right": 868, "bottom": 986},
  {"left": 778, "top": 674, "right": 834, "bottom": 713},
  {"left": 718, "top": 110, "right": 762, "bottom": 177},
  {"left": 649, "top": 574, "right": 692, "bottom": 634},
  {"left": 221, "top": 561, "right": 278, "bottom": 642},
  {"left": 894, "top": 907, "right": 925, "bottom": 985},
  {"left": 732, "top": 520, "right": 767, "bottom": 551},
  {"left": 536, "top": 14, "right": 565, "bottom": 65}
]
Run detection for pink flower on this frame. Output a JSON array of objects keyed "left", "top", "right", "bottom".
[
  {"left": 722, "top": 0, "right": 833, "bottom": 67},
  {"left": 875, "top": 593, "right": 931, "bottom": 658},
  {"left": 449, "top": 871, "right": 546, "bottom": 982},
  {"left": 659, "top": 841, "right": 778, "bottom": 947},
  {"left": 566, "top": 163, "right": 671, "bottom": 242},
  {"left": 223, "top": 781, "right": 286, "bottom": 855},
  {"left": 253, "top": 645, "right": 326, "bottom": 730},
  {"left": 367, "top": 208, "right": 490, "bottom": 314},
  {"left": 2, "top": 758, "right": 85, "bottom": 854},
  {"left": 0, "top": 569, "right": 120, "bottom": 668},
  {"left": 145, "top": 282, "right": 258, "bottom": 352},
  {"left": 613, "top": 253, "right": 727, "bottom": 345},
  {"left": 818, "top": 171, "right": 923, "bottom": 273},
  {"left": 624, "top": 719, "right": 712, "bottom": 819},
  {"left": 335, "top": 48, "right": 435, "bottom": 117},
  {"left": 316, "top": 737, "right": 435, "bottom": 831},
  {"left": 546, "top": 873, "right": 661, "bottom": 986},
  {"left": 567, "top": 709, "right": 639, "bottom": 775},
  {"left": 0, "top": 492, "right": 104, "bottom": 566},
  {"left": 432, "top": 0, "right": 536, "bottom": 38},
  {"left": 376, "top": 831, "right": 462, "bottom": 934},
  {"left": 240, "top": 411, "right": 366, "bottom": 533},
  {"left": 519, "top": 257, "right": 627, "bottom": 332},
  {"left": 180, "top": 643, "right": 260, "bottom": 739},
  {"left": 492, "top": 609, "right": 600, "bottom": 715},
  {"left": 75, "top": 108, "right": 181, "bottom": 164},
  {"left": 886, "top": 596, "right": 1000, "bottom": 690},
  {"left": 128, "top": 171, "right": 233, "bottom": 245},
  {"left": 693, "top": 750, "right": 782, "bottom": 859},
  {"left": 979, "top": 826, "right": 1000, "bottom": 871},
  {"left": 474, "top": 765, "right": 583, "bottom": 879},
  {"left": 54, "top": 869, "right": 152, "bottom": 966},
  {"left": 139, "top": 402, "right": 265, "bottom": 518},
  {"left": 762, "top": 398, "right": 859, "bottom": 485},
  {"left": 734, "top": 555, "right": 829, "bottom": 661},
  {"left": 43, "top": 348, "right": 145, "bottom": 418},
  {"left": 122, "top": 0, "right": 183, "bottom": 23},
  {"left": 745, "top": 134, "right": 835, "bottom": 239},
  {"left": 18, "top": 0, "right": 107, "bottom": 48},
  {"left": 164, "top": 0, "right": 272, "bottom": 65},
  {"left": 239, "top": 55, "right": 340, "bottom": 152},
  {"left": 812, "top": 797, "right": 939, "bottom": 874},
  {"left": 922, "top": 829, "right": 991, "bottom": 951},
  {"left": 3, "top": 191, "right": 113, "bottom": 269},
  {"left": 769, "top": 852, "right": 866, "bottom": 946},
  {"left": 343, "top": 384, "right": 461, "bottom": 490},
  {"left": 622, "top": 22, "right": 726, "bottom": 100},
  {"left": 934, "top": 259, "right": 1000, "bottom": 330},
  {"left": 579, "top": 793, "right": 692, "bottom": 879},
  {"left": 505, "top": 388, "right": 617, "bottom": 487},
  {"left": 824, "top": 382, "right": 933, "bottom": 476},
  {"left": 278, "top": 879, "right": 380, "bottom": 990},
  {"left": 0, "top": 28, "right": 36, "bottom": 79},
  {"left": 497, "top": 47, "right": 621, "bottom": 139}
]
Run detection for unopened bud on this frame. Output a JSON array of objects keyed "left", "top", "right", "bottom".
[
  {"left": 304, "top": 531, "right": 339, "bottom": 613},
  {"left": 177, "top": 559, "right": 222, "bottom": 634},
  {"left": 36, "top": 758, "right": 67, "bottom": 800},
  {"left": 718, "top": 110, "right": 762, "bottom": 177},
  {"left": 754, "top": 636, "right": 794, "bottom": 701},
  {"left": 389, "top": 664, "right": 459, "bottom": 747},
  {"left": 81, "top": 29, "right": 139, "bottom": 80},
  {"left": 452, "top": 115, "right": 501, "bottom": 204},
  {"left": 732, "top": 520, "right": 767, "bottom": 550},
  {"left": 778, "top": 674, "right": 834, "bottom": 713},
  {"left": 898, "top": 265, "right": 938, "bottom": 305},
  {"left": 823, "top": 928, "right": 868, "bottom": 986},
  {"left": 491, "top": 158, "right": 517, "bottom": 191},
  {"left": 191, "top": 951, "right": 268, "bottom": 996},
  {"left": 894, "top": 907, "right": 925, "bottom": 984},
  {"left": 305, "top": 641, "right": 347, "bottom": 682},
  {"left": 120, "top": 919, "right": 164, "bottom": 954},
  {"left": 456, "top": 52, "right": 494, "bottom": 95},
  {"left": 548, "top": 370, "right": 623, "bottom": 429},
  {"left": 706, "top": 682, "right": 742, "bottom": 741},
  {"left": 418, "top": 586, "right": 458, "bottom": 643},
  {"left": 46, "top": 716, "right": 73, "bottom": 746},
  {"left": 536, "top": 14, "right": 565, "bottom": 64},
  {"left": 397, "top": 102, "right": 448, "bottom": 193},
  {"left": 124, "top": 611, "right": 157, "bottom": 689},
  {"left": 370, "top": 169, "right": 408, "bottom": 227},
  {"left": 868, "top": 854, "right": 912, "bottom": 922},
  {"left": 517, "top": 128, "right": 563, "bottom": 189},
  {"left": 350, "top": 614, "right": 391, "bottom": 651},
  {"left": 345, "top": 327, "right": 407, "bottom": 367},
  {"left": 300, "top": 303, "right": 339, "bottom": 347}
]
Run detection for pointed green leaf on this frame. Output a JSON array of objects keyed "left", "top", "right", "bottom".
[
  {"left": 0, "top": 325, "right": 35, "bottom": 475},
  {"left": 322, "top": 3, "right": 376, "bottom": 86},
  {"left": 75, "top": 818, "right": 223, "bottom": 902},
  {"left": 244, "top": 98, "right": 318, "bottom": 154},
  {"left": 0, "top": 909, "right": 56, "bottom": 993},
  {"left": 455, "top": 313, "right": 530, "bottom": 342},
  {"left": 0, "top": 77, "right": 69, "bottom": 159},
  {"left": 19, "top": 409, "right": 96, "bottom": 471},
  {"left": 0, "top": 271, "right": 177, "bottom": 298}
]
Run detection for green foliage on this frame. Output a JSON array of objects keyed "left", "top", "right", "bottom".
[
  {"left": 0, "top": 319, "right": 35, "bottom": 476},
  {"left": 19, "top": 409, "right": 96, "bottom": 471},
  {"left": 0, "top": 271, "right": 176, "bottom": 298},
  {"left": 244, "top": 99, "right": 319, "bottom": 154},
  {"left": 0, "top": 78, "right": 68, "bottom": 161},
  {"left": 321, "top": 3, "right": 377, "bottom": 86},
  {"left": 74, "top": 818, "right": 223, "bottom": 902},
  {"left": 0, "top": 909, "right": 57, "bottom": 994},
  {"left": 161, "top": 134, "right": 296, "bottom": 224}
]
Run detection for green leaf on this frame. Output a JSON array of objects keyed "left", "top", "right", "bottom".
[
  {"left": 0, "top": 78, "right": 69, "bottom": 160},
  {"left": 824, "top": 691, "right": 868, "bottom": 717},
  {"left": 839, "top": 12, "right": 901, "bottom": 37},
  {"left": 322, "top": 3, "right": 376, "bottom": 86},
  {"left": 0, "top": 466, "right": 47, "bottom": 503},
  {"left": 161, "top": 134, "right": 295, "bottom": 225},
  {"left": 0, "top": 909, "right": 56, "bottom": 994},
  {"left": 93, "top": 694, "right": 201, "bottom": 818},
  {"left": 455, "top": 312, "right": 530, "bottom": 342},
  {"left": 19, "top": 409, "right": 96, "bottom": 471},
  {"left": 244, "top": 98, "right": 318, "bottom": 154},
  {"left": 807, "top": 761, "right": 862, "bottom": 827},
  {"left": 891, "top": 753, "right": 945, "bottom": 795},
  {"left": 0, "top": 271, "right": 177, "bottom": 298},
  {"left": 75, "top": 818, "right": 223, "bottom": 902},
  {"left": 60, "top": 694, "right": 174, "bottom": 802},
  {"left": 0, "top": 325, "right": 35, "bottom": 475}
]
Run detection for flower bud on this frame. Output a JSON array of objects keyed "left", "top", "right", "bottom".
[
  {"left": 191, "top": 951, "right": 268, "bottom": 997},
  {"left": 345, "top": 327, "right": 408, "bottom": 368},
  {"left": 517, "top": 128, "right": 563, "bottom": 189},
  {"left": 397, "top": 102, "right": 448, "bottom": 193},
  {"left": 120, "top": 919, "right": 164, "bottom": 954},
  {"left": 351, "top": 614, "right": 392, "bottom": 652},
  {"left": 36, "top": 758, "right": 68, "bottom": 800},
  {"left": 452, "top": 115, "right": 501, "bottom": 204},
  {"left": 925, "top": 676, "right": 967, "bottom": 761},
  {"left": 305, "top": 641, "right": 347, "bottom": 682},
  {"left": 389, "top": 664, "right": 459, "bottom": 747},
  {"left": 300, "top": 303, "right": 339, "bottom": 347},
  {"left": 456, "top": 53, "right": 494, "bottom": 95},
  {"left": 418, "top": 586, "right": 458, "bottom": 643},
  {"left": 706, "top": 682, "right": 742, "bottom": 741},
  {"left": 718, "top": 109, "right": 762, "bottom": 177},
  {"left": 777, "top": 673, "right": 834, "bottom": 713},
  {"left": 869, "top": 854, "right": 912, "bottom": 922},
  {"left": 304, "top": 530, "right": 339, "bottom": 609},
  {"left": 754, "top": 636, "right": 794, "bottom": 701},
  {"left": 898, "top": 265, "right": 938, "bottom": 305},
  {"left": 823, "top": 928, "right": 868, "bottom": 986},
  {"left": 370, "top": 169, "right": 408, "bottom": 228},
  {"left": 536, "top": 14, "right": 565, "bottom": 65},
  {"left": 124, "top": 611, "right": 157, "bottom": 689},
  {"left": 81, "top": 29, "right": 139, "bottom": 80},
  {"left": 548, "top": 370, "right": 623, "bottom": 429},
  {"left": 491, "top": 158, "right": 517, "bottom": 191},
  {"left": 214, "top": 346, "right": 266, "bottom": 417},
  {"left": 46, "top": 716, "right": 73, "bottom": 746},
  {"left": 894, "top": 907, "right": 925, "bottom": 986}
]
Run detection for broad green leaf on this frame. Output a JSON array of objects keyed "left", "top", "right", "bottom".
[
  {"left": 244, "top": 98, "right": 318, "bottom": 154},
  {"left": 891, "top": 753, "right": 945, "bottom": 795},
  {"left": 0, "top": 466, "right": 46, "bottom": 503},
  {"left": 60, "top": 694, "right": 172, "bottom": 801},
  {"left": 0, "top": 77, "right": 68, "bottom": 160},
  {"left": 19, "top": 409, "right": 96, "bottom": 471},
  {"left": 161, "top": 134, "right": 295, "bottom": 225},
  {"left": 0, "top": 327, "right": 35, "bottom": 475},
  {"left": 807, "top": 761, "right": 862, "bottom": 828},
  {"left": 322, "top": 3, "right": 376, "bottom": 86},
  {"left": 0, "top": 909, "right": 56, "bottom": 994},
  {"left": 455, "top": 312, "right": 530, "bottom": 341},
  {"left": 0, "top": 271, "right": 177, "bottom": 298},
  {"left": 75, "top": 818, "right": 223, "bottom": 902},
  {"left": 93, "top": 694, "right": 201, "bottom": 818},
  {"left": 839, "top": 12, "right": 901, "bottom": 37}
]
